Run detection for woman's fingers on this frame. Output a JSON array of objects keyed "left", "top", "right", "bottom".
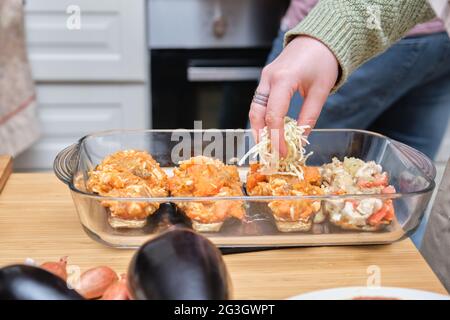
[
  {"left": 265, "top": 79, "right": 294, "bottom": 157},
  {"left": 249, "top": 65, "right": 294, "bottom": 157},
  {"left": 249, "top": 36, "right": 339, "bottom": 154},
  {"left": 297, "top": 85, "right": 329, "bottom": 134},
  {"left": 248, "top": 75, "right": 271, "bottom": 142},
  {"left": 248, "top": 104, "right": 266, "bottom": 143}
]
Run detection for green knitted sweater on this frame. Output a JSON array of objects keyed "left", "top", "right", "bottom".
[{"left": 285, "top": 0, "right": 436, "bottom": 90}]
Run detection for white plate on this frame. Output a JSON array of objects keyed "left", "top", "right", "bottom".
[{"left": 289, "top": 286, "right": 450, "bottom": 300}]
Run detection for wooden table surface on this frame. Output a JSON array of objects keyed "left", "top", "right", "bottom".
[
  {"left": 0, "top": 173, "right": 447, "bottom": 299},
  {"left": 0, "top": 155, "right": 12, "bottom": 193}
]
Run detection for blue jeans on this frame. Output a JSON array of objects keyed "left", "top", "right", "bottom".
[{"left": 265, "top": 30, "right": 450, "bottom": 247}]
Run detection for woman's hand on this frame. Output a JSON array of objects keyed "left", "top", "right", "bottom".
[{"left": 249, "top": 35, "right": 339, "bottom": 156}]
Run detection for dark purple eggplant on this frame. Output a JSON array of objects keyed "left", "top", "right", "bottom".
[
  {"left": 128, "top": 228, "right": 231, "bottom": 300},
  {"left": 0, "top": 265, "right": 83, "bottom": 300},
  {"left": 146, "top": 202, "right": 192, "bottom": 233}
]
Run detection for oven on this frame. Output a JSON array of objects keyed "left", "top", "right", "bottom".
[{"left": 148, "top": 0, "right": 288, "bottom": 129}]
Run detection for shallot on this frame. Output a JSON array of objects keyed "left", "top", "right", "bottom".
[
  {"left": 77, "top": 266, "right": 118, "bottom": 299},
  {"left": 101, "top": 274, "right": 130, "bottom": 300},
  {"left": 40, "top": 256, "right": 68, "bottom": 281}
]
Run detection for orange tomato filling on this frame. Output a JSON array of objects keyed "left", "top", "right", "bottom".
[
  {"left": 367, "top": 185, "right": 396, "bottom": 226},
  {"left": 168, "top": 156, "right": 245, "bottom": 223},
  {"left": 247, "top": 163, "right": 323, "bottom": 222},
  {"left": 87, "top": 150, "right": 168, "bottom": 220}
]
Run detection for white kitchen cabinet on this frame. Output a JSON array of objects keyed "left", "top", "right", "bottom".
[
  {"left": 25, "top": 0, "right": 147, "bottom": 81},
  {"left": 15, "top": 84, "right": 149, "bottom": 170},
  {"left": 16, "top": 0, "right": 150, "bottom": 170},
  {"left": 148, "top": 0, "right": 283, "bottom": 49}
]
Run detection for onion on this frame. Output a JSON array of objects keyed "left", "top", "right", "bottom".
[
  {"left": 77, "top": 266, "right": 118, "bottom": 299},
  {"left": 40, "top": 256, "right": 68, "bottom": 281},
  {"left": 101, "top": 274, "right": 130, "bottom": 300}
]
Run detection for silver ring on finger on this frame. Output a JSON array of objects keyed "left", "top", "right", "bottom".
[{"left": 252, "top": 91, "right": 269, "bottom": 107}]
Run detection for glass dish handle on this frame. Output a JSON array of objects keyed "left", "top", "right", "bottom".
[
  {"left": 392, "top": 141, "right": 436, "bottom": 180},
  {"left": 53, "top": 144, "right": 79, "bottom": 185}
]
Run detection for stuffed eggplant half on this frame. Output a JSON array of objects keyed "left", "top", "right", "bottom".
[
  {"left": 87, "top": 150, "right": 169, "bottom": 228},
  {"left": 321, "top": 157, "right": 395, "bottom": 231},
  {"left": 246, "top": 163, "right": 323, "bottom": 232},
  {"left": 168, "top": 156, "right": 245, "bottom": 232},
  {"left": 242, "top": 117, "right": 324, "bottom": 232}
]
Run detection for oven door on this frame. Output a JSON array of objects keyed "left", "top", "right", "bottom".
[{"left": 151, "top": 49, "right": 268, "bottom": 129}]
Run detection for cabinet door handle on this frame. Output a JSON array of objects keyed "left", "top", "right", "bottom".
[{"left": 187, "top": 66, "right": 262, "bottom": 82}]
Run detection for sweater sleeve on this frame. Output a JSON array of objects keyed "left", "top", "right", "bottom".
[{"left": 284, "top": 0, "right": 436, "bottom": 91}]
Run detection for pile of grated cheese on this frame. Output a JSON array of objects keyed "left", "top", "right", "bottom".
[{"left": 239, "top": 117, "right": 312, "bottom": 180}]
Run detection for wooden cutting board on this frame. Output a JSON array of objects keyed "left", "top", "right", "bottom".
[{"left": 0, "top": 155, "right": 12, "bottom": 194}]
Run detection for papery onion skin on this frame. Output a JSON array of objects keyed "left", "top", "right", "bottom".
[
  {"left": 77, "top": 266, "right": 118, "bottom": 299},
  {"left": 40, "top": 256, "right": 68, "bottom": 281},
  {"left": 101, "top": 274, "right": 130, "bottom": 300}
]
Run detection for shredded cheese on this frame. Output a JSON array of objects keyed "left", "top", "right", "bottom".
[{"left": 239, "top": 117, "right": 312, "bottom": 179}]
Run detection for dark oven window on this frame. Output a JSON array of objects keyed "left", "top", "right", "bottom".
[{"left": 151, "top": 48, "right": 270, "bottom": 129}]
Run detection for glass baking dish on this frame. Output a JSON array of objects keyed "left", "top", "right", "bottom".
[{"left": 54, "top": 129, "right": 436, "bottom": 248}]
